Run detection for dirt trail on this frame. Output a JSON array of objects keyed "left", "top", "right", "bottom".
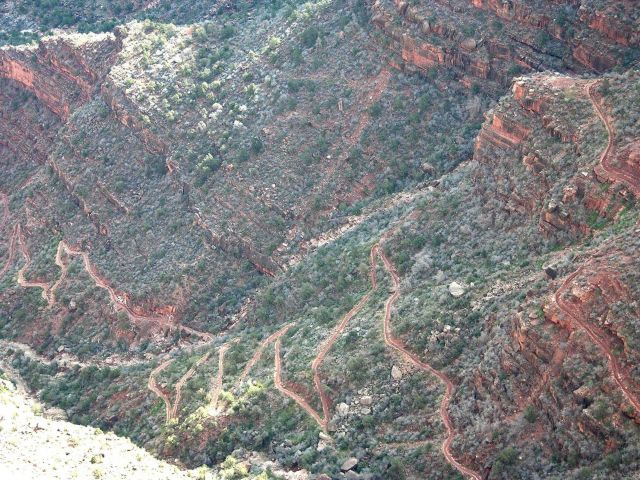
[
  {"left": 274, "top": 324, "right": 327, "bottom": 428},
  {"left": 48, "top": 241, "right": 67, "bottom": 306},
  {"left": 300, "top": 68, "right": 391, "bottom": 216},
  {"left": 16, "top": 225, "right": 54, "bottom": 306},
  {"left": 0, "top": 193, "right": 8, "bottom": 231},
  {"left": 58, "top": 241, "right": 167, "bottom": 326},
  {"left": 587, "top": 80, "right": 640, "bottom": 196},
  {"left": 555, "top": 267, "right": 640, "bottom": 414},
  {"left": 13, "top": 232, "right": 212, "bottom": 340},
  {"left": 275, "top": 248, "right": 379, "bottom": 431},
  {"left": 275, "top": 223, "right": 405, "bottom": 431},
  {"left": 148, "top": 352, "right": 212, "bottom": 424},
  {"left": 55, "top": 240, "right": 211, "bottom": 340},
  {"left": 207, "top": 340, "right": 239, "bottom": 413},
  {"left": 4, "top": 228, "right": 212, "bottom": 346},
  {"left": 312, "top": 292, "right": 372, "bottom": 427},
  {"left": 234, "top": 323, "right": 295, "bottom": 390},
  {"left": 0, "top": 224, "right": 19, "bottom": 280},
  {"left": 374, "top": 244, "right": 482, "bottom": 480},
  {"left": 148, "top": 359, "right": 175, "bottom": 424},
  {"left": 271, "top": 228, "right": 479, "bottom": 477},
  {"left": 346, "top": 69, "right": 392, "bottom": 145},
  {"left": 171, "top": 352, "right": 212, "bottom": 420}
]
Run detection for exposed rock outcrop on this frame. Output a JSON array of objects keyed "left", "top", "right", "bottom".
[
  {"left": 0, "top": 33, "right": 121, "bottom": 119},
  {"left": 370, "top": 0, "right": 639, "bottom": 88}
]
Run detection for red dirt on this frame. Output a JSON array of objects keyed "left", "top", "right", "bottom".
[
  {"left": 299, "top": 68, "right": 391, "bottom": 216},
  {"left": 505, "top": 330, "right": 575, "bottom": 423},
  {"left": 275, "top": 246, "right": 381, "bottom": 432},
  {"left": 10, "top": 235, "right": 212, "bottom": 341},
  {"left": 147, "top": 352, "right": 212, "bottom": 424},
  {"left": 271, "top": 228, "right": 480, "bottom": 478},
  {"left": 587, "top": 80, "right": 640, "bottom": 196},
  {"left": 311, "top": 292, "right": 372, "bottom": 429},
  {"left": 147, "top": 359, "right": 175, "bottom": 424},
  {"left": 346, "top": 69, "right": 392, "bottom": 146},
  {"left": 374, "top": 244, "right": 482, "bottom": 480},
  {"left": 55, "top": 240, "right": 212, "bottom": 341},
  {"left": 16, "top": 225, "right": 54, "bottom": 306},
  {"left": 0, "top": 224, "right": 19, "bottom": 281},
  {"left": 171, "top": 352, "right": 212, "bottom": 420},
  {"left": 273, "top": 324, "right": 326, "bottom": 428},
  {"left": 207, "top": 339, "right": 239, "bottom": 412},
  {"left": 234, "top": 323, "right": 295, "bottom": 390},
  {"left": 555, "top": 266, "right": 640, "bottom": 414}
]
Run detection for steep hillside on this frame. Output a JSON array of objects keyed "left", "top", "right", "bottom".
[
  {"left": 0, "top": 375, "right": 206, "bottom": 479},
  {"left": 0, "top": 1, "right": 639, "bottom": 479},
  {"left": 0, "top": 1, "right": 491, "bottom": 358},
  {"left": 0, "top": 373, "right": 301, "bottom": 479},
  {"left": 372, "top": 0, "right": 639, "bottom": 88}
]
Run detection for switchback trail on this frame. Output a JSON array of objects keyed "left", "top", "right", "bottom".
[
  {"left": 311, "top": 292, "right": 372, "bottom": 428},
  {"left": 4, "top": 224, "right": 212, "bottom": 340},
  {"left": 555, "top": 267, "right": 640, "bottom": 414},
  {"left": 16, "top": 225, "right": 54, "bottom": 306},
  {"left": 54, "top": 240, "right": 212, "bottom": 341},
  {"left": 0, "top": 224, "right": 19, "bottom": 280},
  {"left": 207, "top": 340, "right": 239, "bottom": 414},
  {"left": 374, "top": 244, "right": 482, "bottom": 480},
  {"left": 148, "top": 359, "right": 175, "bottom": 424},
  {"left": 587, "top": 80, "right": 640, "bottom": 196},
  {"left": 148, "top": 352, "right": 212, "bottom": 424},
  {"left": 275, "top": 246, "right": 379, "bottom": 432},
  {"left": 299, "top": 68, "right": 391, "bottom": 216},
  {"left": 171, "top": 352, "right": 212, "bottom": 420},
  {"left": 273, "top": 324, "right": 327, "bottom": 428},
  {"left": 271, "top": 236, "right": 480, "bottom": 478},
  {"left": 234, "top": 323, "right": 295, "bottom": 391},
  {"left": 58, "top": 241, "right": 173, "bottom": 329}
]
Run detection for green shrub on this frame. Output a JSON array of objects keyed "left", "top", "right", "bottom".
[
  {"left": 301, "top": 27, "right": 319, "bottom": 48},
  {"left": 523, "top": 405, "right": 537, "bottom": 423}
]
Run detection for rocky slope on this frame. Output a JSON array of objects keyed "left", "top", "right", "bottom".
[
  {"left": 371, "top": 0, "right": 639, "bottom": 90},
  {"left": 0, "top": 376, "right": 205, "bottom": 479},
  {"left": 0, "top": 1, "right": 639, "bottom": 479}
]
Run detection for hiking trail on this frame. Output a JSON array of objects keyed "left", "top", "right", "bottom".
[
  {"left": 587, "top": 80, "right": 640, "bottom": 195},
  {"left": 555, "top": 267, "right": 640, "bottom": 414}
]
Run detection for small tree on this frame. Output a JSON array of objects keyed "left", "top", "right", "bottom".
[{"left": 523, "top": 405, "right": 538, "bottom": 423}]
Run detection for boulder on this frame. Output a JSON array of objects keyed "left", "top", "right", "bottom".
[
  {"left": 341, "top": 457, "right": 358, "bottom": 471},
  {"left": 391, "top": 365, "right": 403, "bottom": 380},
  {"left": 421, "top": 162, "right": 436, "bottom": 175},
  {"left": 544, "top": 265, "right": 558, "bottom": 280},
  {"left": 460, "top": 38, "right": 478, "bottom": 51},
  {"left": 448, "top": 282, "right": 466, "bottom": 297}
]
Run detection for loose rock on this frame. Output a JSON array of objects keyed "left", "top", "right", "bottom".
[{"left": 341, "top": 457, "right": 358, "bottom": 471}]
